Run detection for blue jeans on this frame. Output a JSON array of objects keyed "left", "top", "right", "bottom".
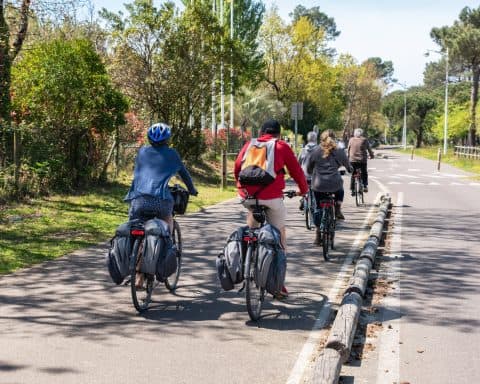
[{"left": 128, "top": 195, "right": 174, "bottom": 221}]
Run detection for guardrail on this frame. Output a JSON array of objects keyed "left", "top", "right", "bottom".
[{"left": 454, "top": 146, "right": 480, "bottom": 159}]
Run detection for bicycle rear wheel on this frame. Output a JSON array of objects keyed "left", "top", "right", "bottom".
[
  {"left": 245, "top": 246, "right": 264, "bottom": 321},
  {"left": 322, "top": 229, "right": 330, "bottom": 261},
  {"left": 355, "top": 179, "right": 361, "bottom": 207},
  {"left": 165, "top": 220, "right": 182, "bottom": 292},
  {"left": 130, "top": 238, "right": 155, "bottom": 313}
]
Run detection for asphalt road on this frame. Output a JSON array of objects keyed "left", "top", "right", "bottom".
[
  {"left": 341, "top": 149, "right": 480, "bottom": 384},
  {"left": 1, "top": 173, "right": 382, "bottom": 383}
]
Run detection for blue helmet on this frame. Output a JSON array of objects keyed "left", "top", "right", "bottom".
[{"left": 147, "top": 123, "right": 171, "bottom": 143}]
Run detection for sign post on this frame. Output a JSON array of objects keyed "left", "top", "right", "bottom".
[{"left": 291, "top": 102, "right": 303, "bottom": 154}]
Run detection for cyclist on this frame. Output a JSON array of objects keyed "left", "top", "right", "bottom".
[
  {"left": 347, "top": 128, "right": 374, "bottom": 193},
  {"left": 124, "top": 122, "right": 198, "bottom": 233},
  {"left": 307, "top": 130, "right": 352, "bottom": 244},
  {"left": 234, "top": 119, "right": 308, "bottom": 298},
  {"left": 297, "top": 131, "right": 318, "bottom": 210}
]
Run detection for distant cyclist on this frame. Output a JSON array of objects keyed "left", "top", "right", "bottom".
[
  {"left": 347, "top": 128, "right": 374, "bottom": 193},
  {"left": 297, "top": 131, "right": 318, "bottom": 210},
  {"left": 234, "top": 119, "right": 308, "bottom": 298},
  {"left": 124, "top": 123, "right": 198, "bottom": 232},
  {"left": 307, "top": 129, "right": 352, "bottom": 242}
]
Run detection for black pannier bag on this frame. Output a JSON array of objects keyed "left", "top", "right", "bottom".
[
  {"left": 169, "top": 184, "right": 189, "bottom": 215},
  {"left": 216, "top": 226, "right": 248, "bottom": 291},
  {"left": 142, "top": 218, "right": 177, "bottom": 282},
  {"left": 107, "top": 221, "right": 135, "bottom": 285},
  {"left": 256, "top": 224, "right": 286, "bottom": 295}
]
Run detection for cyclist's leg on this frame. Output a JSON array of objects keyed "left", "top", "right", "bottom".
[
  {"left": 242, "top": 201, "right": 262, "bottom": 228},
  {"left": 258, "top": 198, "right": 287, "bottom": 249},
  {"left": 312, "top": 191, "right": 324, "bottom": 244},
  {"left": 360, "top": 162, "right": 368, "bottom": 188},
  {"left": 334, "top": 189, "right": 345, "bottom": 220},
  {"left": 350, "top": 163, "right": 360, "bottom": 192}
]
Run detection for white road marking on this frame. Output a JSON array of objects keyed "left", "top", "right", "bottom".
[
  {"left": 376, "top": 192, "right": 403, "bottom": 384},
  {"left": 429, "top": 182, "right": 440, "bottom": 185},
  {"left": 286, "top": 192, "right": 384, "bottom": 384},
  {"left": 407, "top": 169, "right": 421, "bottom": 172},
  {"left": 388, "top": 182, "right": 401, "bottom": 185},
  {"left": 396, "top": 174, "right": 420, "bottom": 179},
  {"left": 408, "top": 182, "right": 423, "bottom": 185},
  {"left": 449, "top": 182, "right": 464, "bottom": 186},
  {"left": 470, "top": 182, "right": 480, "bottom": 186}
]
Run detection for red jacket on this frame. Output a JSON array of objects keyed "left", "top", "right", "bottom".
[{"left": 234, "top": 134, "right": 308, "bottom": 199}]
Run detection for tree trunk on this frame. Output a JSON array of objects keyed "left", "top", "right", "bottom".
[
  {"left": 469, "top": 68, "right": 479, "bottom": 146},
  {"left": 0, "top": 0, "right": 11, "bottom": 165}
]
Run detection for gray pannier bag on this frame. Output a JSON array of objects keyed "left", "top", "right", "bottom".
[
  {"left": 256, "top": 224, "right": 286, "bottom": 295},
  {"left": 216, "top": 226, "right": 248, "bottom": 291},
  {"left": 142, "top": 219, "right": 177, "bottom": 282},
  {"left": 107, "top": 221, "right": 135, "bottom": 285}
]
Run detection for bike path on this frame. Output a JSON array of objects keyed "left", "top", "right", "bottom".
[{"left": 0, "top": 182, "right": 381, "bottom": 384}]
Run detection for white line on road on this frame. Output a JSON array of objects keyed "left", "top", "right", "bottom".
[
  {"left": 286, "top": 193, "right": 383, "bottom": 384},
  {"left": 408, "top": 182, "right": 423, "bottom": 185},
  {"left": 376, "top": 192, "right": 403, "bottom": 384}
]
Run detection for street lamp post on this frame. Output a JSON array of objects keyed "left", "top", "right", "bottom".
[
  {"left": 443, "top": 47, "right": 449, "bottom": 155},
  {"left": 403, "top": 90, "right": 407, "bottom": 149}
]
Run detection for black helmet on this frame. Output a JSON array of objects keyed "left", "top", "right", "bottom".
[{"left": 260, "top": 119, "right": 281, "bottom": 135}]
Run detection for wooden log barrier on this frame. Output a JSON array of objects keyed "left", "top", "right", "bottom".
[
  {"left": 325, "top": 291, "right": 363, "bottom": 363},
  {"left": 312, "top": 349, "right": 343, "bottom": 384},
  {"left": 311, "top": 195, "right": 392, "bottom": 384}
]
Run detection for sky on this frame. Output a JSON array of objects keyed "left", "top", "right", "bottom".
[{"left": 90, "top": 0, "right": 480, "bottom": 88}]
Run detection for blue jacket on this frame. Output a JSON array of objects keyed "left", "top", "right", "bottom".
[{"left": 124, "top": 145, "right": 196, "bottom": 201}]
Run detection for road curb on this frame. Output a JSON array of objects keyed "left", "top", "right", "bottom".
[{"left": 311, "top": 195, "right": 392, "bottom": 384}]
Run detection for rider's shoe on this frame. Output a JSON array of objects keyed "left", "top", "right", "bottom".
[
  {"left": 363, "top": 185, "right": 368, "bottom": 193},
  {"left": 299, "top": 197, "right": 305, "bottom": 211},
  {"left": 351, "top": 190, "right": 355, "bottom": 196},
  {"left": 274, "top": 285, "right": 289, "bottom": 300}
]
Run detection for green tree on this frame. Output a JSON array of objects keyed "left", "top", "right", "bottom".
[
  {"left": 12, "top": 38, "right": 128, "bottom": 189},
  {"left": 431, "top": 6, "right": 480, "bottom": 145},
  {"left": 290, "top": 5, "right": 340, "bottom": 42}
]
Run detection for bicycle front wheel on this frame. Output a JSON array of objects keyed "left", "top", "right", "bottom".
[
  {"left": 130, "top": 238, "right": 155, "bottom": 313},
  {"left": 245, "top": 246, "right": 264, "bottom": 321},
  {"left": 165, "top": 220, "right": 182, "bottom": 292}
]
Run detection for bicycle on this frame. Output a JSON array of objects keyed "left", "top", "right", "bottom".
[
  {"left": 351, "top": 167, "right": 364, "bottom": 206},
  {"left": 315, "top": 192, "right": 336, "bottom": 261},
  {"left": 128, "top": 187, "right": 186, "bottom": 313},
  {"left": 303, "top": 183, "right": 316, "bottom": 231},
  {"left": 241, "top": 190, "right": 297, "bottom": 321}
]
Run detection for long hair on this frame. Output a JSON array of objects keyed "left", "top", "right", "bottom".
[{"left": 320, "top": 129, "right": 337, "bottom": 158}]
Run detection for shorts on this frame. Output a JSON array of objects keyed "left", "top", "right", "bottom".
[
  {"left": 242, "top": 197, "right": 286, "bottom": 229},
  {"left": 129, "top": 195, "right": 174, "bottom": 221}
]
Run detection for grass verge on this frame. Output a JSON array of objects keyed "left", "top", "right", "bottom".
[
  {"left": 0, "top": 167, "right": 237, "bottom": 274},
  {"left": 397, "top": 146, "right": 480, "bottom": 178}
]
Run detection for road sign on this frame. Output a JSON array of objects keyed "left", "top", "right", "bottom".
[{"left": 291, "top": 102, "right": 303, "bottom": 120}]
